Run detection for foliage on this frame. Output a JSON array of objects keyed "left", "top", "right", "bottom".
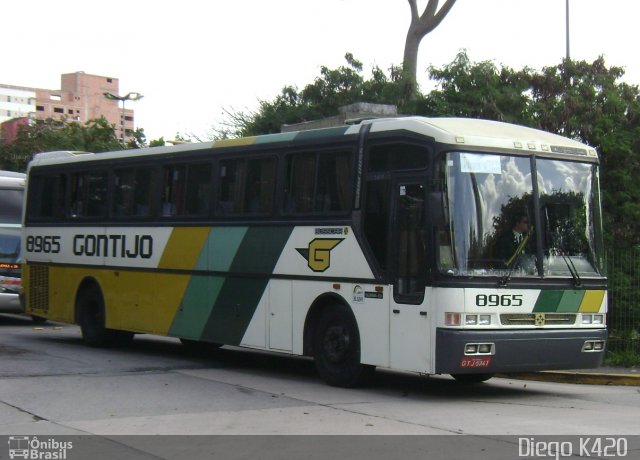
[
  {"left": 0, "top": 117, "right": 122, "bottom": 171},
  {"left": 0, "top": 117, "right": 167, "bottom": 172},
  {"left": 423, "top": 50, "right": 533, "bottom": 124},
  {"left": 218, "top": 54, "right": 409, "bottom": 137}
]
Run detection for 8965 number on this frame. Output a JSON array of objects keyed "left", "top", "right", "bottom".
[
  {"left": 26, "top": 235, "right": 61, "bottom": 253},
  {"left": 476, "top": 294, "right": 523, "bottom": 307}
]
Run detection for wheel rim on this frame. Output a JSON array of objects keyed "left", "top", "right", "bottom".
[{"left": 322, "top": 323, "right": 351, "bottom": 363}]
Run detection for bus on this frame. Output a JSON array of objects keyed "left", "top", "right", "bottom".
[
  {"left": 0, "top": 171, "right": 25, "bottom": 316},
  {"left": 21, "top": 117, "right": 607, "bottom": 386}
]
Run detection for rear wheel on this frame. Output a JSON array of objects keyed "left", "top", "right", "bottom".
[{"left": 312, "top": 305, "right": 374, "bottom": 387}]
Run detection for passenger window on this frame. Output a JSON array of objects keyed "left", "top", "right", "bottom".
[
  {"left": 113, "top": 168, "right": 154, "bottom": 217},
  {"left": 70, "top": 171, "right": 107, "bottom": 218},
  {"left": 162, "top": 162, "right": 211, "bottom": 217},
  {"left": 219, "top": 157, "right": 275, "bottom": 216},
  {"left": 28, "top": 174, "right": 66, "bottom": 220},
  {"left": 285, "top": 151, "right": 352, "bottom": 214}
]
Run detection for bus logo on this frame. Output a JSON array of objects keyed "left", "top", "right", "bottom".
[
  {"left": 8, "top": 436, "right": 29, "bottom": 459},
  {"left": 296, "top": 238, "right": 344, "bottom": 272},
  {"left": 535, "top": 313, "right": 546, "bottom": 327}
]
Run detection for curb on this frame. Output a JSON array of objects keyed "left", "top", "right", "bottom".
[{"left": 496, "top": 371, "right": 640, "bottom": 386}]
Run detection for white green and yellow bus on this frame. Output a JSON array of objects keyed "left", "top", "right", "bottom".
[{"left": 22, "top": 117, "right": 607, "bottom": 386}]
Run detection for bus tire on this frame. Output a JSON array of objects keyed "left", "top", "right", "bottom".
[
  {"left": 180, "top": 338, "right": 222, "bottom": 354},
  {"left": 312, "top": 304, "right": 373, "bottom": 387},
  {"left": 451, "top": 373, "right": 494, "bottom": 383},
  {"left": 78, "top": 286, "right": 109, "bottom": 347},
  {"left": 77, "top": 285, "right": 134, "bottom": 347}
]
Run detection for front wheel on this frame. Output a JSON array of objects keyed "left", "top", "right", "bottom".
[
  {"left": 451, "top": 373, "right": 494, "bottom": 383},
  {"left": 77, "top": 285, "right": 133, "bottom": 347},
  {"left": 312, "top": 305, "right": 374, "bottom": 387}
]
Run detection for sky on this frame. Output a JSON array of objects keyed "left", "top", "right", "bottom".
[{"left": 3, "top": 0, "right": 639, "bottom": 142}]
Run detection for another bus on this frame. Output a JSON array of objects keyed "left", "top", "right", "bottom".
[
  {"left": 0, "top": 171, "right": 25, "bottom": 316},
  {"left": 21, "top": 117, "right": 607, "bottom": 386}
]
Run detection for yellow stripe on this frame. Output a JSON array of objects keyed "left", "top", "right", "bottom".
[
  {"left": 158, "top": 227, "right": 210, "bottom": 270},
  {"left": 213, "top": 137, "right": 257, "bottom": 148},
  {"left": 579, "top": 290, "right": 605, "bottom": 313}
]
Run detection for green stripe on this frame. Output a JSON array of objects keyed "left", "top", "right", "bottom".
[
  {"left": 533, "top": 290, "right": 563, "bottom": 312},
  {"left": 557, "top": 290, "right": 585, "bottom": 312},
  {"left": 294, "top": 126, "right": 349, "bottom": 141},
  {"left": 201, "top": 226, "right": 293, "bottom": 345},
  {"left": 533, "top": 290, "right": 586, "bottom": 313},
  {"left": 168, "top": 227, "right": 248, "bottom": 339}
]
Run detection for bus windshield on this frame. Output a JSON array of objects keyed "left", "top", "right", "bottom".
[{"left": 440, "top": 152, "right": 605, "bottom": 278}]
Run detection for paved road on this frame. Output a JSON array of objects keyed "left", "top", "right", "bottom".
[{"left": 1, "top": 314, "right": 639, "bottom": 439}]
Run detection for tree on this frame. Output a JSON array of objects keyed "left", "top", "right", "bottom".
[
  {"left": 423, "top": 50, "right": 533, "bottom": 124},
  {"left": 0, "top": 117, "right": 122, "bottom": 171},
  {"left": 403, "top": 0, "right": 457, "bottom": 104},
  {"left": 219, "top": 54, "right": 407, "bottom": 137}
]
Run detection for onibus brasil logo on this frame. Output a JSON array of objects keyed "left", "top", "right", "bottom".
[{"left": 8, "top": 436, "right": 73, "bottom": 459}]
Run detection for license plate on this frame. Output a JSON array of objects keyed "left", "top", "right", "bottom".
[{"left": 460, "top": 356, "right": 492, "bottom": 368}]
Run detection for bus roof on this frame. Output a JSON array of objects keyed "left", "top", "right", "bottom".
[
  {"left": 0, "top": 171, "right": 25, "bottom": 188},
  {"left": 27, "top": 117, "right": 597, "bottom": 168}
]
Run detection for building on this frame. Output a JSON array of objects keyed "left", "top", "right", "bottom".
[
  {"left": 0, "top": 85, "right": 36, "bottom": 124},
  {"left": 0, "top": 72, "right": 137, "bottom": 143}
]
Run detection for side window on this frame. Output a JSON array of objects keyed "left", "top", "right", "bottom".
[
  {"left": 316, "top": 151, "right": 352, "bottom": 212},
  {"left": 70, "top": 171, "right": 108, "bottom": 218},
  {"left": 285, "top": 150, "right": 353, "bottom": 214},
  {"left": 244, "top": 158, "right": 276, "bottom": 214},
  {"left": 162, "top": 162, "right": 211, "bottom": 217},
  {"left": 185, "top": 163, "right": 212, "bottom": 216},
  {"left": 218, "top": 157, "right": 276, "bottom": 216},
  {"left": 363, "top": 180, "right": 391, "bottom": 270},
  {"left": 161, "top": 164, "right": 186, "bottom": 216},
  {"left": 286, "top": 153, "right": 315, "bottom": 213},
  {"left": 113, "top": 168, "right": 154, "bottom": 217},
  {"left": 368, "top": 143, "right": 429, "bottom": 172},
  {"left": 28, "top": 174, "right": 66, "bottom": 221}
]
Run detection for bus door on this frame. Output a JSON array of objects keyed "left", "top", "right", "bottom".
[{"left": 389, "top": 181, "right": 431, "bottom": 373}]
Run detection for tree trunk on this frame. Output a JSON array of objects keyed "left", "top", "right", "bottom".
[{"left": 403, "top": 0, "right": 457, "bottom": 102}]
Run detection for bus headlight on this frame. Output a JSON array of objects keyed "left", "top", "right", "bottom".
[
  {"left": 465, "top": 314, "right": 478, "bottom": 325},
  {"left": 582, "top": 314, "right": 605, "bottom": 325},
  {"left": 479, "top": 315, "right": 492, "bottom": 325}
]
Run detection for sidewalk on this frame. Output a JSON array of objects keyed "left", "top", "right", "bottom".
[{"left": 498, "top": 366, "right": 640, "bottom": 386}]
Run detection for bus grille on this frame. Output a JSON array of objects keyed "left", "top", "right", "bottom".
[
  {"left": 500, "top": 313, "right": 577, "bottom": 326},
  {"left": 29, "top": 265, "right": 49, "bottom": 313}
]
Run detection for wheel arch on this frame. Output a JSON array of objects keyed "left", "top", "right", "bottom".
[
  {"left": 302, "top": 292, "right": 357, "bottom": 356},
  {"left": 74, "top": 276, "right": 103, "bottom": 324}
]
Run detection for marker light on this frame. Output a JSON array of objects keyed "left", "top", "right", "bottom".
[{"left": 445, "top": 312, "right": 461, "bottom": 326}]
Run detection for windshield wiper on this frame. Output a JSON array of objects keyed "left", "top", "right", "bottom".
[
  {"left": 498, "top": 229, "right": 533, "bottom": 288},
  {"left": 560, "top": 250, "right": 582, "bottom": 287}
]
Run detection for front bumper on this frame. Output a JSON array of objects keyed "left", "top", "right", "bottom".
[
  {"left": 0, "top": 291, "right": 22, "bottom": 313},
  {"left": 436, "top": 328, "right": 607, "bottom": 374}
]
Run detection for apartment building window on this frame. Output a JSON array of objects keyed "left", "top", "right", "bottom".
[
  {"left": 54, "top": 107, "right": 64, "bottom": 114},
  {"left": 36, "top": 106, "right": 44, "bottom": 111}
]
